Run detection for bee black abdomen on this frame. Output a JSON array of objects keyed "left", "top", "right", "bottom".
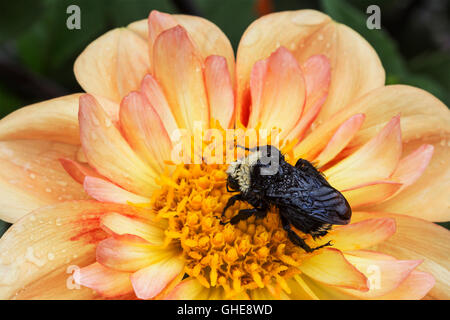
[
  {"left": 310, "top": 185, "right": 352, "bottom": 223},
  {"left": 224, "top": 146, "right": 352, "bottom": 251}
]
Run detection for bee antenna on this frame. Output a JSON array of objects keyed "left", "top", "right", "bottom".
[{"left": 236, "top": 144, "right": 259, "bottom": 151}]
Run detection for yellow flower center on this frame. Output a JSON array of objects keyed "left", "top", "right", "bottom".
[{"left": 148, "top": 126, "right": 321, "bottom": 298}]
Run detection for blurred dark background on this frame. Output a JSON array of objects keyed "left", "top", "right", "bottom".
[{"left": 0, "top": 0, "right": 449, "bottom": 233}]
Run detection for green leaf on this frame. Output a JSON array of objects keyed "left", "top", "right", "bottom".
[
  {"left": 107, "top": 0, "right": 176, "bottom": 26},
  {"left": 0, "top": 83, "right": 25, "bottom": 118},
  {"left": 436, "top": 222, "right": 450, "bottom": 230},
  {"left": 409, "top": 52, "right": 450, "bottom": 93},
  {"left": 195, "top": 0, "right": 258, "bottom": 50},
  {"left": 0, "top": 220, "right": 11, "bottom": 237},
  {"left": 0, "top": 0, "right": 44, "bottom": 41}
]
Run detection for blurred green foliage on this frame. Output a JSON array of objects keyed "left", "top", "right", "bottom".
[{"left": 0, "top": 0, "right": 448, "bottom": 236}]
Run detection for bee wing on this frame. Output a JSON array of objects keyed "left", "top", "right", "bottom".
[{"left": 267, "top": 185, "right": 351, "bottom": 225}]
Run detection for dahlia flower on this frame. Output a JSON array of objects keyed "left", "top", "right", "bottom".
[{"left": 0, "top": 10, "right": 449, "bottom": 300}]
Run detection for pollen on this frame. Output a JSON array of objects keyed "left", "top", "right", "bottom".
[{"left": 148, "top": 135, "right": 317, "bottom": 297}]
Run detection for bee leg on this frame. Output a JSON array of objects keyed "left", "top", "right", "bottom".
[
  {"left": 229, "top": 208, "right": 258, "bottom": 225},
  {"left": 222, "top": 194, "right": 242, "bottom": 217},
  {"left": 280, "top": 216, "right": 314, "bottom": 253},
  {"left": 220, "top": 194, "right": 243, "bottom": 225},
  {"left": 280, "top": 216, "right": 331, "bottom": 253}
]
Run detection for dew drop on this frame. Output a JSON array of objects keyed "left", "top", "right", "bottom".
[
  {"left": 57, "top": 181, "right": 68, "bottom": 187},
  {"left": 25, "top": 247, "right": 46, "bottom": 267},
  {"left": 104, "top": 118, "right": 112, "bottom": 128}
]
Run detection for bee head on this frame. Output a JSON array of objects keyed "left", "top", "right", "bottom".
[
  {"left": 226, "top": 145, "right": 284, "bottom": 193},
  {"left": 226, "top": 151, "right": 261, "bottom": 193}
]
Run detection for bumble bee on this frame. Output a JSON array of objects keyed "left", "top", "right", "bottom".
[{"left": 222, "top": 145, "right": 351, "bottom": 253}]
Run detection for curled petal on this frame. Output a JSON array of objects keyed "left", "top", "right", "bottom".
[
  {"left": 236, "top": 10, "right": 384, "bottom": 125},
  {"left": 74, "top": 262, "right": 133, "bottom": 298},
  {"left": 295, "top": 85, "right": 448, "bottom": 168},
  {"left": 314, "top": 114, "right": 365, "bottom": 167},
  {"left": 79, "top": 94, "right": 157, "bottom": 196},
  {"left": 0, "top": 201, "right": 136, "bottom": 299},
  {"left": 96, "top": 235, "right": 176, "bottom": 272},
  {"left": 377, "top": 271, "right": 435, "bottom": 300},
  {"left": 324, "top": 116, "right": 402, "bottom": 190},
  {"left": 120, "top": 91, "right": 172, "bottom": 173},
  {"left": 299, "top": 248, "right": 368, "bottom": 291},
  {"left": 369, "top": 134, "right": 449, "bottom": 221},
  {"left": 0, "top": 94, "right": 81, "bottom": 144},
  {"left": 0, "top": 140, "right": 89, "bottom": 223},
  {"left": 248, "top": 47, "right": 306, "bottom": 137},
  {"left": 140, "top": 74, "right": 178, "bottom": 137},
  {"left": 153, "top": 25, "right": 209, "bottom": 131},
  {"left": 302, "top": 54, "right": 331, "bottom": 113},
  {"left": 143, "top": 11, "right": 235, "bottom": 78},
  {"left": 342, "top": 181, "right": 403, "bottom": 208},
  {"left": 74, "top": 28, "right": 149, "bottom": 102},
  {"left": 130, "top": 256, "right": 185, "bottom": 300},
  {"left": 204, "top": 55, "right": 234, "bottom": 128},
  {"left": 59, "top": 158, "right": 103, "bottom": 184},
  {"left": 284, "top": 102, "right": 322, "bottom": 143},
  {"left": 339, "top": 251, "right": 422, "bottom": 298},
  {"left": 165, "top": 278, "right": 210, "bottom": 300},
  {"left": 100, "top": 212, "right": 165, "bottom": 245},
  {"left": 84, "top": 176, "right": 150, "bottom": 205},
  {"left": 390, "top": 144, "right": 434, "bottom": 188},
  {"left": 147, "top": 10, "right": 178, "bottom": 69},
  {"left": 353, "top": 212, "right": 450, "bottom": 299},
  {"left": 316, "top": 218, "right": 396, "bottom": 251}
]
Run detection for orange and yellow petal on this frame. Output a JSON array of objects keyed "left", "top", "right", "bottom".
[
  {"left": 314, "top": 113, "right": 365, "bottom": 167},
  {"left": 140, "top": 74, "right": 178, "bottom": 136},
  {"left": 74, "top": 262, "right": 133, "bottom": 298},
  {"left": 0, "top": 140, "right": 89, "bottom": 223},
  {"left": 204, "top": 55, "right": 234, "bottom": 129},
  {"left": 338, "top": 250, "right": 422, "bottom": 298},
  {"left": 59, "top": 158, "right": 103, "bottom": 185},
  {"left": 153, "top": 25, "right": 209, "bottom": 131},
  {"left": 96, "top": 235, "right": 176, "bottom": 273},
  {"left": 120, "top": 90, "right": 172, "bottom": 172},
  {"left": 0, "top": 201, "right": 138, "bottom": 299},
  {"left": 236, "top": 10, "right": 384, "bottom": 125},
  {"left": 130, "top": 256, "right": 184, "bottom": 300},
  {"left": 324, "top": 116, "right": 402, "bottom": 190},
  {"left": 0, "top": 94, "right": 82, "bottom": 145},
  {"left": 248, "top": 47, "right": 306, "bottom": 136},
  {"left": 83, "top": 176, "right": 150, "bottom": 205},
  {"left": 79, "top": 94, "right": 157, "bottom": 196},
  {"left": 316, "top": 217, "right": 396, "bottom": 251},
  {"left": 352, "top": 212, "right": 450, "bottom": 299},
  {"left": 74, "top": 28, "right": 150, "bottom": 102},
  {"left": 100, "top": 212, "right": 166, "bottom": 245},
  {"left": 298, "top": 248, "right": 368, "bottom": 291},
  {"left": 342, "top": 181, "right": 403, "bottom": 208}
]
